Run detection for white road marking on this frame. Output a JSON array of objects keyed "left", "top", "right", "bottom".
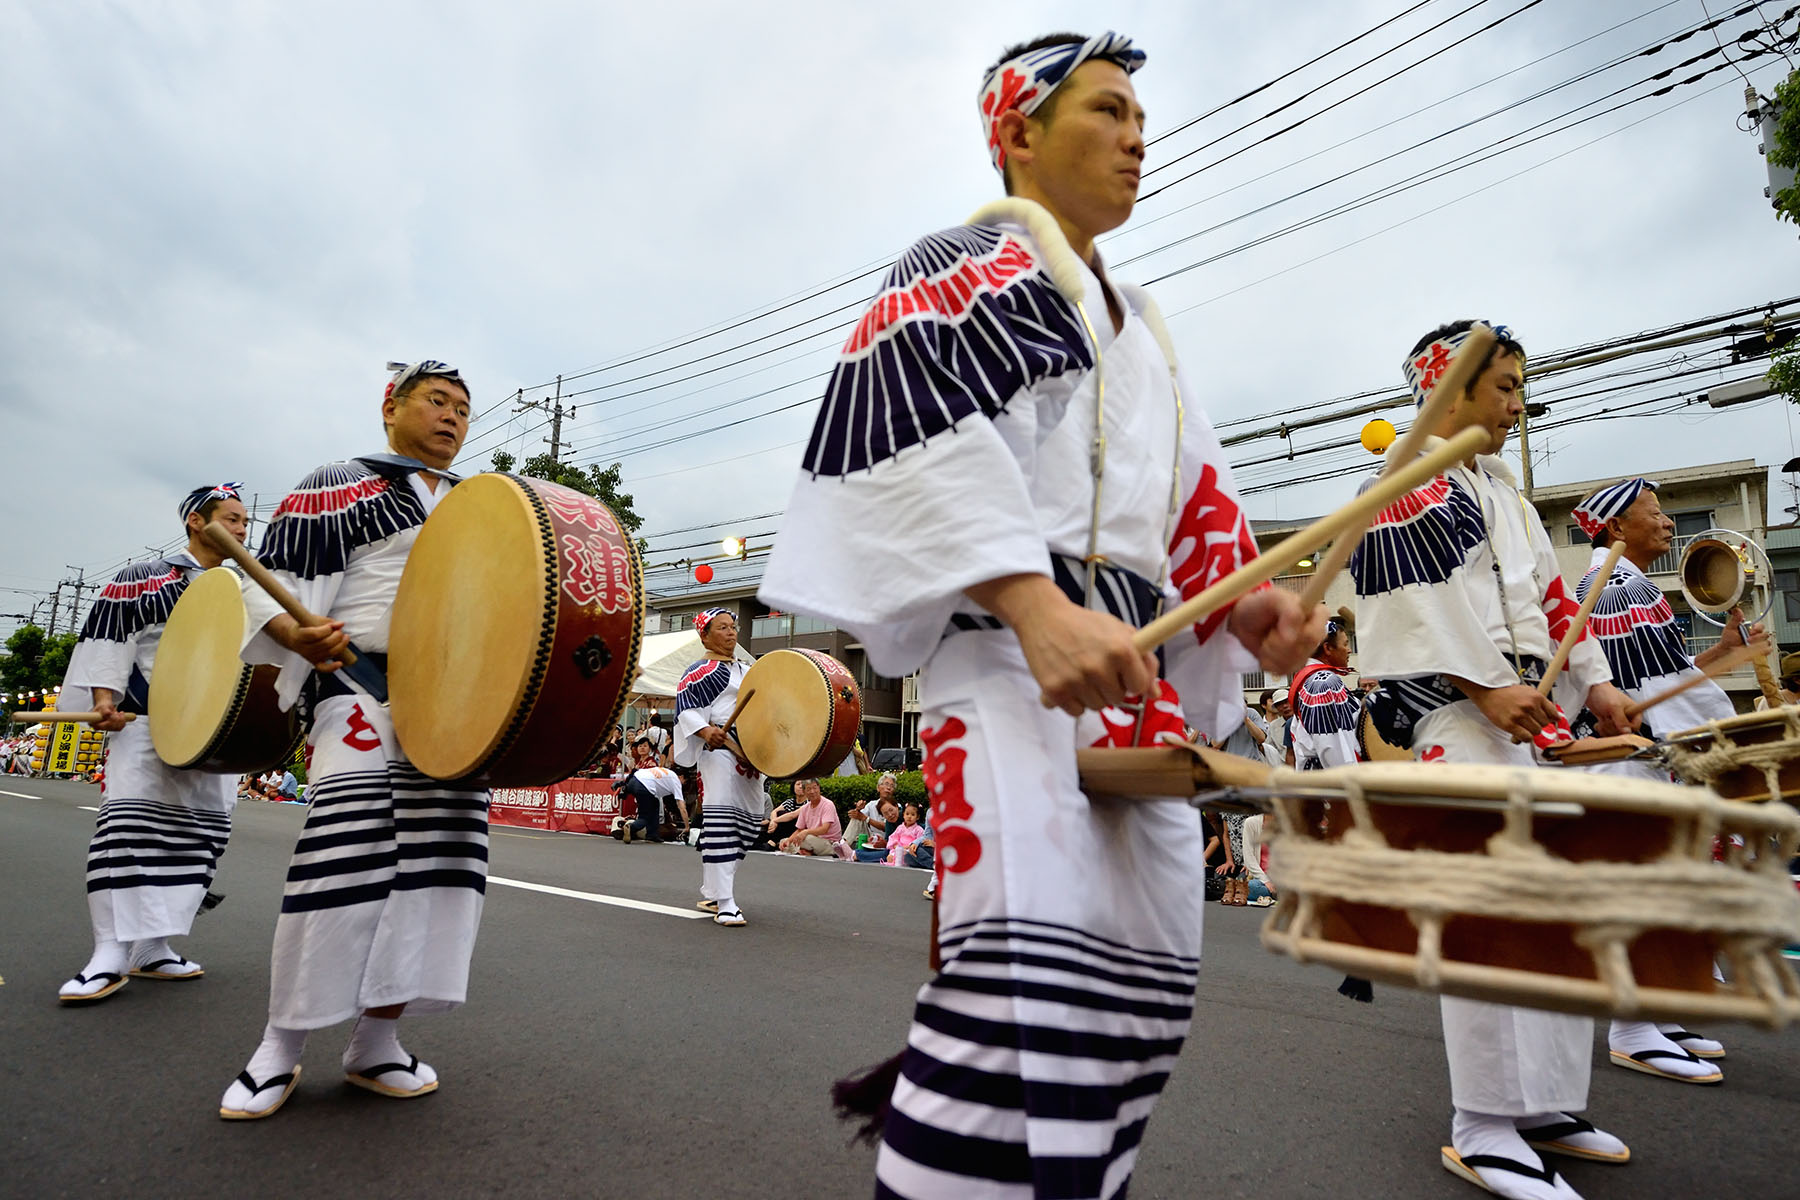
[
  {"left": 0, "top": 789, "right": 42, "bottom": 800},
  {"left": 487, "top": 875, "right": 709, "bottom": 919},
  {"left": 77, "top": 805, "right": 100, "bottom": 811}
]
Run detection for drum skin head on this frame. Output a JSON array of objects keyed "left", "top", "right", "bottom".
[
  {"left": 390, "top": 475, "right": 547, "bottom": 781},
  {"left": 737, "top": 649, "right": 860, "bottom": 780},
  {"left": 150, "top": 567, "right": 251, "bottom": 768}
]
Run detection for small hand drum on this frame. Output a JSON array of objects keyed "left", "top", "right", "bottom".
[
  {"left": 388, "top": 473, "right": 642, "bottom": 786},
  {"left": 1258, "top": 761, "right": 1800, "bottom": 1027},
  {"left": 1663, "top": 706, "right": 1800, "bottom": 807},
  {"left": 733, "top": 648, "right": 862, "bottom": 781},
  {"left": 150, "top": 567, "right": 300, "bottom": 773}
]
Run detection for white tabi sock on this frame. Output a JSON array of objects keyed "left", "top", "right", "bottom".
[
  {"left": 60, "top": 939, "right": 129, "bottom": 997},
  {"left": 128, "top": 937, "right": 201, "bottom": 975},
  {"left": 1515, "top": 1111, "right": 1629, "bottom": 1160},
  {"left": 343, "top": 1016, "right": 438, "bottom": 1091},
  {"left": 1654, "top": 1021, "right": 1725, "bottom": 1058},
  {"left": 221, "top": 1024, "right": 308, "bottom": 1115},
  {"left": 1449, "top": 1110, "right": 1583, "bottom": 1200},
  {"left": 1608, "top": 1019, "right": 1722, "bottom": 1081}
]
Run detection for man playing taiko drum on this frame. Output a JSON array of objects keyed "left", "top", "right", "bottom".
[
  {"left": 761, "top": 29, "right": 1317, "bottom": 1198},
  {"left": 1572, "top": 477, "right": 1770, "bottom": 1084},
  {"left": 220, "top": 361, "right": 488, "bottom": 1120},
  {"left": 1353, "top": 322, "right": 1636, "bottom": 1200}
]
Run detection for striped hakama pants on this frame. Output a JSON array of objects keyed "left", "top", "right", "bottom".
[
  {"left": 696, "top": 747, "right": 766, "bottom": 910},
  {"left": 875, "top": 633, "right": 1204, "bottom": 1200},
  {"left": 85, "top": 718, "right": 235, "bottom": 943},
  {"left": 267, "top": 695, "right": 488, "bottom": 1030}
]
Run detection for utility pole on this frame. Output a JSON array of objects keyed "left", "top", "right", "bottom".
[
  {"left": 514, "top": 376, "right": 575, "bottom": 467},
  {"left": 61, "top": 567, "right": 98, "bottom": 637},
  {"left": 46, "top": 582, "right": 63, "bottom": 637},
  {"left": 1515, "top": 402, "right": 1548, "bottom": 501}
]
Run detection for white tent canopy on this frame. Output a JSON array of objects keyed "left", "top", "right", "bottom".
[{"left": 631, "top": 630, "right": 753, "bottom": 699}]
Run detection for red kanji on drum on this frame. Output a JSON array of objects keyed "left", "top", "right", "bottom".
[
  {"left": 921, "top": 716, "right": 981, "bottom": 874},
  {"left": 559, "top": 531, "right": 632, "bottom": 614},
  {"left": 542, "top": 489, "right": 621, "bottom": 537}
]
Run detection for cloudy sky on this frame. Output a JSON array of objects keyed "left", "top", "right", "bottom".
[{"left": 3, "top": 0, "right": 1797, "bottom": 636}]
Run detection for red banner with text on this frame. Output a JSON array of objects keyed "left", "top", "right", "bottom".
[{"left": 487, "top": 779, "right": 633, "bottom": 835}]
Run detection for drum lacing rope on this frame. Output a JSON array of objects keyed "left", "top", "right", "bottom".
[
  {"left": 1263, "top": 768, "right": 1800, "bottom": 1019},
  {"left": 1266, "top": 837, "right": 1800, "bottom": 1007},
  {"left": 1667, "top": 709, "right": 1800, "bottom": 800}
]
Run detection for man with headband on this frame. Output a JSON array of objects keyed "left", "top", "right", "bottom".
[
  {"left": 761, "top": 32, "right": 1318, "bottom": 1197},
  {"left": 219, "top": 360, "right": 489, "bottom": 1120},
  {"left": 674, "top": 607, "right": 762, "bottom": 927},
  {"left": 1572, "top": 476, "right": 1762, "bottom": 1085},
  {"left": 1353, "top": 321, "right": 1636, "bottom": 1200},
  {"left": 55, "top": 483, "right": 252, "bottom": 1003}
]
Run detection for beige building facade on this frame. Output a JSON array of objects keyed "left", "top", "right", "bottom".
[{"left": 1245, "top": 458, "right": 1772, "bottom": 711}]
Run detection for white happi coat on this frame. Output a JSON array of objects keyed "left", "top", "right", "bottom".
[
  {"left": 61, "top": 550, "right": 236, "bottom": 942},
  {"left": 242, "top": 455, "right": 488, "bottom": 1029},
  {"left": 1578, "top": 546, "right": 1734, "bottom": 782},
  {"left": 761, "top": 209, "right": 1260, "bottom": 1199},
  {"left": 1353, "top": 441, "right": 1613, "bottom": 1116},
  {"left": 1289, "top": 659, "right": 1361, "bottom": 771},
  {"left": 674, "top": 657, "right": 766, "bottom": 909}
]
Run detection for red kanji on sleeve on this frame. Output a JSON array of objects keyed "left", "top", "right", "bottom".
[
  {"left": 1542, "top": 576, "right": 1589, "bottom": 644},
  {"left": 1169, "top": 464, "right": 1262, "bottom": 643}
]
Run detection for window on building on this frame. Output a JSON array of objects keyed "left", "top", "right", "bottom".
[
  {"left": 1567, "top": 524, "right": 1589, "bottom": 546},
  {"left": 1778, "top": 567, "right": 1800, "bottom": 623},
  {"left": 1672, "top": 511, "right": 1714, "bottom": 538}
]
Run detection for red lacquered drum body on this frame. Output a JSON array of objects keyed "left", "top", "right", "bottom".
[
  {"left": 389, "top": 473, "right": 642, "bottom": 786},
  {"left": 735, "top": 648, "right": 862, "bottom": 780}
]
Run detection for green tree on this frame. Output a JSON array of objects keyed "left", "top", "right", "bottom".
[
  {"left": 40, "top": 632, "right": 78, "bottom": 688},
  {"left": 490, "top": 450, "right": 648, "bottom": 554},
  {"left": 2, "top": 625, "right": 48, "bottom": 695},
  {"left": 1769, "top": 71, "right": 1800, "bottom": 227},
  {"left": 1772, "top": 345, "right": 1800, "bottom": 406}
]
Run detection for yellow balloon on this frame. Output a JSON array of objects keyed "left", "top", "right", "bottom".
[{"left": 1361, "top": 418, "right": 1397, "bottom": 455}]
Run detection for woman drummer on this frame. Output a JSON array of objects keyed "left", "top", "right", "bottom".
[{"left": 674, "top": 608, "right": 762, "bottom": 927}]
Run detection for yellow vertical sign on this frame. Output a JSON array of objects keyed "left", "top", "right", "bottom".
[{"left": 47, "top": 720, "right": 81, "bottom": 774}]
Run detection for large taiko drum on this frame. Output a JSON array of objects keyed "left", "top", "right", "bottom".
[
  {"left": 388, "top": 473, "right": 642, "bottom": 786},
  {"left": 150, "top": 567, "right": 301, "bottom": 772},
  {"left": 1663, "top": 705, "right": 1800, "bottom": 806},
  {"left": 733, "top": 648, "right": 862, "bottom": 781},
  {"left": 1257, "top": 761, "right": 1800, "bottom": 1027}
]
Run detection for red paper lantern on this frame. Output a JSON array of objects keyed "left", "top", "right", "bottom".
[{"left": 694, "top": 563, "right": 714, "bottom": 584}]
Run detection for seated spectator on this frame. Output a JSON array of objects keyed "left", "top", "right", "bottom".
[
  {"left": 903, "top": 807, "right": 934, "bottom": 870},
  {"left": 854, "top": 797, "right": 901, "bottom": 862},
  {"left": 275, "top": 768, "right": 298, "bottom": 801},
  {"left": 885, "top": 802, "right": 929, "bottom": 867},
  {"left": 846, "top": 772, "right": 898, "bottom": 849},
  {"left": 778, "top": 777, "right": 849, "bottom": 859},
  {"left": 751, "top": 790, "right": 803, "bottom": 853}
]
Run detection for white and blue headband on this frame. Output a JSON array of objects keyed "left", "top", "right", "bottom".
[{"left": 978, "top": 32, "right": 1144, "bottom": 174}]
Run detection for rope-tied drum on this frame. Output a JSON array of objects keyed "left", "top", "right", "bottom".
[{"left": 1259, "top": 761, "right": 1800, "bottom": 1028}]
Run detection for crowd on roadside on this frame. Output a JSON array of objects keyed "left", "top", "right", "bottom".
[{"left": 238, "top": 768, "right": 300, "bottom": 802}]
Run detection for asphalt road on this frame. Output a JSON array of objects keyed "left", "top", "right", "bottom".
[{"left": 2, "top": 777, "right": 1796, "bottom": 1199}]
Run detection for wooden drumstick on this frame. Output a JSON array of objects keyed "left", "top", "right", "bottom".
[
  {"left": 1535, "top": 541, "right": 1626, "bottom": 697},
  {"left": 202, "top": 521, "right": 359, "bottom": 666},
  {"left": 1624, "top": 641, "right": 1764, "bottom": 721},
  {"left": 1128, "top": 425, "right": 1491, "bottom": 657},
  {"left": 11, "top": 711, "right": 137, "bottom": 724},
  {"left": 1296, "top": 324, "right": 1498, "bottom": 612}
]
